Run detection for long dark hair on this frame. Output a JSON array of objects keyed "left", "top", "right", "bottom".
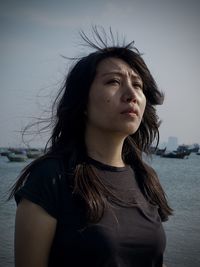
[{"left": 9, "top": 28, "right": 173, "bottom": 222}]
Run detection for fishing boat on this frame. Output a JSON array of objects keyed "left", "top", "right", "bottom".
[
  {"left": 162, "top": 151, "right": 187, "bottom": 159},
  {"left": 155, "top": 147, "right": 166, "bottom": 156},
  {"left": 0, "top": 150, "right": 11, "bottom": 157},
  {"left": 26, "top": 149, "right": 43, "bottom": 159},
  {"left": 177, "top": 144, "right": 199, "bottom": 154},
  {"left": 7, "top": 153, "right": 27, "bottom": 162}
]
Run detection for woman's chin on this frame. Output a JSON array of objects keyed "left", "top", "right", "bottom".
[{"left": 122, "top": 124, "right": 140, "bottom": 136}]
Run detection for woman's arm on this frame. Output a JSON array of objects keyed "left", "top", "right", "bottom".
[{"left": 15, "top": 198, "right": 57, "bottom": 267}]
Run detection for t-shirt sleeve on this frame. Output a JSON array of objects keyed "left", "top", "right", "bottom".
[{"left": 15, "top": 158, "right": 63, "bottom": 219}]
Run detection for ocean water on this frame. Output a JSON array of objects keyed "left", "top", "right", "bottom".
[{"left": 0, "top": 154, "right": 200, "bottom": 267}]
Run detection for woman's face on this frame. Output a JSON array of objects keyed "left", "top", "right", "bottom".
[{"left": 86, "top": 57, "right": 146, "bottom": 138}]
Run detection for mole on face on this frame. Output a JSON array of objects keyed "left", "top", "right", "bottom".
[{"left": 106, "top": 99, "right": 110, "bottom": 103}]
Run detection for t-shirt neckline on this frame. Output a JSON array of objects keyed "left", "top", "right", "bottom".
[{"left": 87, "top": 157, "right": 129, "bottom": 172}]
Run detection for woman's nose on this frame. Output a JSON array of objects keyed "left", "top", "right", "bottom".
[
  {"left": 125, "top": 94, "right": 137, "bottom": 103},
  {"left": 122, "top": 83, "right": 137, "bottom": 103}
]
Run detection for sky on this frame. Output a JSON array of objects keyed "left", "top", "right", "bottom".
[{"left": 0, "top": 0, "right": 200, "bottom": 148}]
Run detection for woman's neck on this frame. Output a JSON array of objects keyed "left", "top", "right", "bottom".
[{"left": 85, "top": 127, "right": 126, "bottom": 167}]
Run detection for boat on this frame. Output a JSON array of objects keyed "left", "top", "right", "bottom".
[
  {"left": 7, "top": 153, "right": 27, "bottom": 162},
  {"left": 189, "top": 145, "right": 199, "bottom": 153},
  {"left": 149, "top": 146, "right": 166, "bottom": 155},
  {"left": 162, "top": 151, "right": 188, "bottom": 159},
  {"left": 177, "top": 144, "right": 199, "bottom": 154},
  {"left": 155, "top": 147, "right": 166, "bottom": 156},
  {"left": 26, "top": 149, "right": 43, "bottom": 159},
  {"left": 0, "top": 150, "right": 11, "bottom": 157}
]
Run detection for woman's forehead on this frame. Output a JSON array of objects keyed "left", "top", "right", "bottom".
[{"left": 96, "top": 57, "right": 141, "bottom": 80}]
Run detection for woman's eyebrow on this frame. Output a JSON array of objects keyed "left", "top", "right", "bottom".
[
  {"left": 100, "top": 71, "right": 142, "bottom": 81},
  {"left": 100, "top": 71, "right": 123, "bottom": 77}
]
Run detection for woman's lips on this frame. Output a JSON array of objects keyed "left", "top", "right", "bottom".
[{"left": 120, "top": 108, "right": 138, "bottom": 116}]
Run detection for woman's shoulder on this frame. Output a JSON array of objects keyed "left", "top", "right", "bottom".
[
  {"left": 29, "top": 152, "right": 75, "bottom": 174},
  {"left": 29, "top": 156, "right": 64, "bottom": 175},
  {"left": 18, "top": 154, "right": 71, "bottom": 190},
  {"left": 14, "top": 154, "right": 74, "bottom": 217}
]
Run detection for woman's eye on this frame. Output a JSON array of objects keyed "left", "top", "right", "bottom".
[
  {"left": 107, "top": 79, "right": 120, "bottom": 85},
  {"left": 133, "top": 83, "right": 143, "bottom": 89}
]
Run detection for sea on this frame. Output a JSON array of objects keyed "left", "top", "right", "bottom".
[{"left": 0, "top": 153, "right": 200, "bottom": 267}]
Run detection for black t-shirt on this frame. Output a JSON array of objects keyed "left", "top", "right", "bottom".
[{"left": 15, "top": 157, "right": 166, "bottom": 267}]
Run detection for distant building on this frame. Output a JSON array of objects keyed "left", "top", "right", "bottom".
[{"left": 167, "top": 136, "right": 178, "bottom": 151}]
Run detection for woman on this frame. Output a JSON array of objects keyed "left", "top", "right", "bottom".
[{"left": 10, "top": 29, "right": 172, "bottom": 267}]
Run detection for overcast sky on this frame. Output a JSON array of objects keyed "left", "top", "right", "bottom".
[{"left": 1, "top": 0, "right": 200, "bottom": 148}]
